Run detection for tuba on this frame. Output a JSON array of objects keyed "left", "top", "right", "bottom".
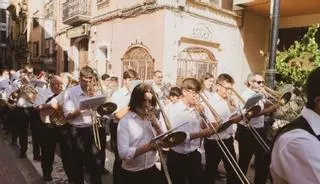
[{"left": 49, "top": 107, "right": 69, "bottom": 126}]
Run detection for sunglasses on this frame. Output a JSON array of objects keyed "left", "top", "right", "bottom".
[{"left": 254, "top": 80, "right": 265, "bottom": 85}]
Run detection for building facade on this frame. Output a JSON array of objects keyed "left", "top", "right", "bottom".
[
  {"left": 6, "top": 0, "right": 320, "bottom": 90},
  {"left": 56, "top": 0, "right": 252, "bottom": 90}
]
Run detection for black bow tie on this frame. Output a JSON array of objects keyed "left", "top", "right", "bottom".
[{"left": 317, "top": 135, "right": 320, "bottom": 141}]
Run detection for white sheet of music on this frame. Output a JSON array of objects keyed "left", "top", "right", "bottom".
[{"left": 79, "top": 95, "right": 106, "bottom": 110}]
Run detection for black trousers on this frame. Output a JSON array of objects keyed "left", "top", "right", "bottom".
[
  {"left": 14, "top": 107, "right": 29, "bottom": 155},
  {"left": 69, "top": 125, "right": 106, "bottom": 184},
  {"left": 236, "top": 125, "right": 269, "bottom": 184},
  {"left": 204, "top": 137, "right": 239, "bottom": 184},
  {"left": 40, "top": 123, "right": 73, "bottom": 180},
  {"left": 167, "top": 149, "right": 206, "bottom": 184},
  {"left": 122, "top": 165, "right": 164, "bottom": 184},
  {"left": 109, "top": 118, "right": 124, "bottom": 184},
  {"left": 29, "top": 109, "right": 42, "bottom": 158}
]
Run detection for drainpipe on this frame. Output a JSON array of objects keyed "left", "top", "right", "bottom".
[{"left": 266, "top": 0, "right": 280, "bottom": 89}]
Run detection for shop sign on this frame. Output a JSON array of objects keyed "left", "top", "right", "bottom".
[{"left": 66, "top": 24, "right": 90, "bottom": 39}]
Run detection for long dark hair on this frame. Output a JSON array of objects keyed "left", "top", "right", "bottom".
[{"left": 128, "top": 83, "right": 157, "bottom": 113}]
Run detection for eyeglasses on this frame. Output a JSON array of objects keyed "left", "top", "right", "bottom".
[
  {"left": 217, "top": 83, "right": 232, "bottom": 91},
  {"left": 253, "top": 80, "right": 265, "bottom": 85},
  {"left": 186, "top": 89, "right": 199, "bottom": 96}
]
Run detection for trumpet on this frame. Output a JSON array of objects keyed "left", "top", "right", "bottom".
[{"left": 261, "top": 85, "right": 292, "bottom": 105}]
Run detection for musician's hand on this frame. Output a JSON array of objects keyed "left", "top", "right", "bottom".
[
  {"left": 35, "top": 104, "right": 44, "bottom": 110},
  {"left": 147, "top": 140, "right": 158, "bottom": 151}
]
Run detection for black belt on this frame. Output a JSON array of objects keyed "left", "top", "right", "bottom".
[{"left": 169, "top": 149, "right": 198, "bottom": 157}]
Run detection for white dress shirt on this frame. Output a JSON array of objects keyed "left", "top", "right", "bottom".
[
  {"left": 110, "top": 87, "right": 131, "bottom": 113},
  {"left": 166, "top": 100, "right": 202, "bottom": 154},
  {"left": 117, "top": 111, "right": 158, "bottom": 172},
  {"left": 270, "top": 107, "right": 320, "bottom": 184},
  {"left": 63, "top": 85, "right": 94, "bottom": 127},
  {"left": 205, "top": 92, "right": 237, "bottom": 140},
  {"left": 241, "top": 88, "right": 265, "bottom": 128},
  {"left": 34, "top": 87, "right": 53, "bottom": 107}
]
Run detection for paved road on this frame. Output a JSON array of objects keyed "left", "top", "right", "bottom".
[{"left": 0, "top": 132, "right": 43, "bottom": 184}]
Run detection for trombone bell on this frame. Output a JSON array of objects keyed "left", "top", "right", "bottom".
[{"left": 161, "top": 131, "right": 187, "bottom": 148}]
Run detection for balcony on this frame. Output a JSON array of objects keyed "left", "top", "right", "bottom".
[{"left": 62, "top": 0, "right": 90, "bottom": 25}]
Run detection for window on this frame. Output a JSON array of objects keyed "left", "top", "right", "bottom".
[
  {"left": 0, "top": 31, "right": 6, "bottom": 43},
  {"left": 45, "top": 4, "right": 54, "bottom": 19},
  {"left": 176, "top": 47, "right": 217, "bottom": 85},
  {"left": 0, "top": 9, "right": 6, "bottom": 23},
  {"left": 33, "top": 42, "right": 39, "bottom": 57},
  {"left": 44, "top": 39, "right": 55, "bottom": 55}
]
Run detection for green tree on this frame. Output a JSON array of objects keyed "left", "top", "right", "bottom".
[{"left": 276, "top": 24, "right": 320, "bottom": 87}]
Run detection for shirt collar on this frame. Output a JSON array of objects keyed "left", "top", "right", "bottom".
[
  {"left": 74, "top": 85, "right": 86, "bottom": 96},
  {"left": 176, "top": 100, "right": 194, "bottom": 112},
  {"left": 301, "top": 106, "right": 320, "bottom": 135}
]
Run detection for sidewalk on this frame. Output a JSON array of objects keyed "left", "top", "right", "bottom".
[{"left": 0, "top": 132, "right": 43, "bottom": 184}]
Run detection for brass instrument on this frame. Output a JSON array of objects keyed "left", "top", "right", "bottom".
[
  {"left": 199, "top": 93, "right": 260, "bottom": 133},
  {"left": 146, "top": 85, "right": 188, "bottom": 184},
  {"left": 49, "top": 107, "right": 69, "bottom": 126},
  {"left": 231, "top": 88, "right": 270, "bottom": 152},
  {"left": 20, "top": 84, "right": 38, "bottom": 104},
  {"left": 195, "top": 95, "right": 251, "bottom": 184},
  {"left": 261, "top": 85, "right": 292, "bottom": 105}
]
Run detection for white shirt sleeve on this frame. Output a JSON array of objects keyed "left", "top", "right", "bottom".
[
  {"left": 276, "top": 133, "right": 320, "bottom": 184},
  {"left": 63, "top": 89, "right": 75, "bottom": 117},
  {"left": 117, "top": 119, "right": 137, "bottom": 161}
]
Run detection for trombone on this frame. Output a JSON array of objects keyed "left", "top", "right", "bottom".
[
  {"left": 261, "top": 85, "right": 292, "bottom": 106},
  {"left": 231, "top": 89, "right": 270, "bottom": 152},
  {"left": 197, "top": 93, "right": 250, "bottom": 184},
  {"left": 146, "top": 85, "right": 188, "bottom": 184}
]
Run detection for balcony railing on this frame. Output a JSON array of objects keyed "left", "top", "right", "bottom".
[{"left": 62, "top": 0, "right": 90, "bottom": 25}]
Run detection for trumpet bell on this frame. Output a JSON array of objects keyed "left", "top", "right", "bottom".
[
  {"left": 97, "top": 102, "right": 117, "bottom": 116},
  {"left": 162, "top": 131, "right": 187, "bottom": 148}
]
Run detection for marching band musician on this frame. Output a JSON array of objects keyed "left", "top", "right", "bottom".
[
  {"left": 117, "top": 83, "right": 165, "bottom": 184},
  {"left": 270, "top": 67, "right": 320, "bottom": 183},
  {"left": 203, "top": 73, "right": 240, "bottom": 184},
  {"left": 111, "top": 69, "right": 138, "bottom": 113},
  {"left": 236, "top": 73, "right": 277, "bottom": 184},
  {"left": 165, "top": 78, "right": 213, "bottom": 184},
  {"left": 15, "top": 83, "right": 38, "bottom": 158},
  {"left": 63, "top": 66, "right": 106, "bottom": 184},
  {"left": 36, "top": 75, "right": 73, "bottom": 182},
  {"left": 200, "top": 72, "right": 215, "bottom": 100},
  {"left": 110, "top": 69, "right": 138, "bottom": 184}
]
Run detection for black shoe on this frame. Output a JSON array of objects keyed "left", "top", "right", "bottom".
[
  {"left": 19, "top": 153, "right": 26, "bottom": 158},
  {"left": 43, "top": 174, "right": 52, "bottom": 182}
]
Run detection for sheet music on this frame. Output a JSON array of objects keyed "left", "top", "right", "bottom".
[{"left": 79, "top": 95, "right": 107, "bottom": 110}]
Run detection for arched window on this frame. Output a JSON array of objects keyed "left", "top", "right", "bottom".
[
  {"left": 122, "top": 46, "right": 155, "bottom": 80},
  {"left": 176, "top": 47, "right": 217, "bottom": 85}
]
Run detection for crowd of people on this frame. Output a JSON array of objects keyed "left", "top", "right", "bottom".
[{"left": 0, "top": 64, "right": 319, "bottom": 184}]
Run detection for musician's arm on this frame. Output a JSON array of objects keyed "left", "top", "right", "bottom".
[
  {"left": 63, "top": 91, "right": 81, "bottom": 120},
  {"left": 189, "top": 128, "right": 213, "bottom": 140},
  {"left": 257, "top": 101, "right": 279, "bottom": 116},
  {"left": 117, "top": 120, "right": 156, "bottom": 160}
]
